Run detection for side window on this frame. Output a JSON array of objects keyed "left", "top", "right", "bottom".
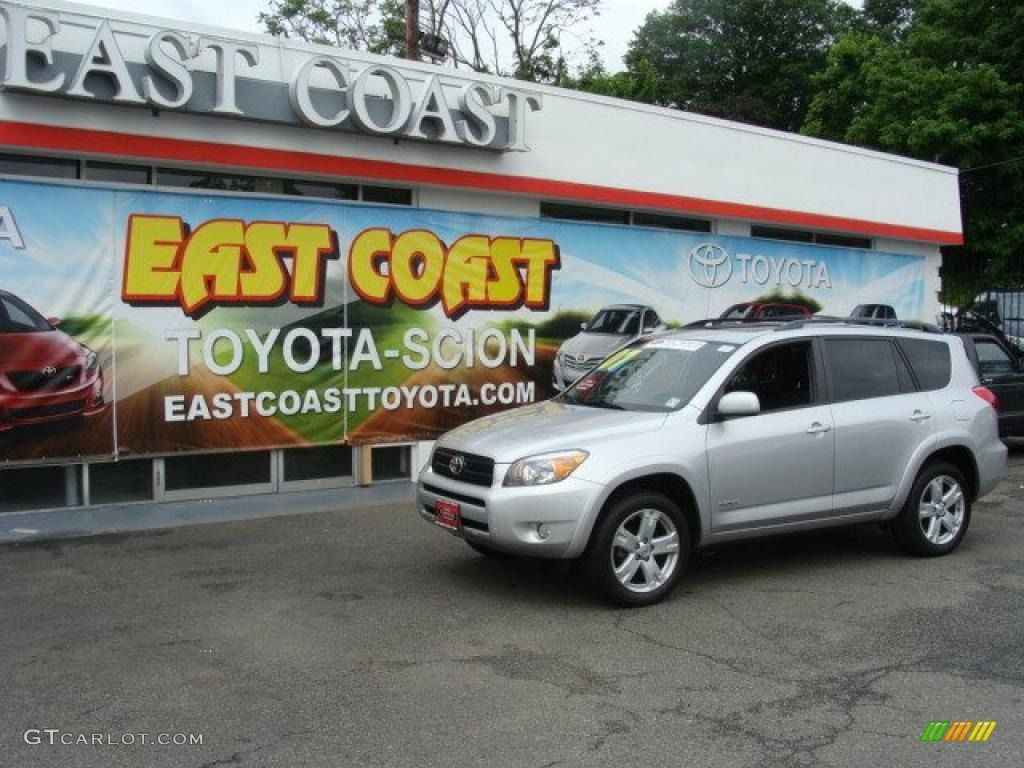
[
  {"left": 975, "top": 340, "right": 1016, "bottom": 377},
  {"left": 725, "top": 341, "right": 814, "bottom": 412},
  {"left": 897, "top": 339, "right": 952, "bottom": 391},
  {"left": 825, "top": 338, "right": 901, "bottom": 402},
  {"left": 645, "top": 310, "right": 661, "bottom": 330}
]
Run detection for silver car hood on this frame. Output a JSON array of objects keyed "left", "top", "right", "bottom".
[
  {"left": 558, "top": 332, "right": 631, "bottom": 361},
  {"left": 437, "top": 401, "right": 668, "bottom": 463}
]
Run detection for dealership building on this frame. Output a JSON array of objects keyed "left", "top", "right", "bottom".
[{"left": 0, "top": 0, "right": 963, "bottom": 515}]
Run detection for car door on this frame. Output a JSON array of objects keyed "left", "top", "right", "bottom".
[
  {"left": 824, "top": 336, "right": 936, "bottom": 513},
  {"left": 972, "top": 335, "right": 1024, "bottom": 437},
  {"left": 706, "top": 340, "right": 835, "bottom": 532}
]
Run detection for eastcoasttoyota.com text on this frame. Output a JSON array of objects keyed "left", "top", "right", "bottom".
[{"left": 162, "top": 326, "right": 537, "bottom": 421}]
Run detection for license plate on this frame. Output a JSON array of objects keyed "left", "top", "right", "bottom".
[{"left": 434, "top": 499, "right": 461, "bottom": 531}]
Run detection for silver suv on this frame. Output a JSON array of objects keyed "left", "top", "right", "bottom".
[{"left": 418, "top": 321, "right": 1007, "bottom": 606}]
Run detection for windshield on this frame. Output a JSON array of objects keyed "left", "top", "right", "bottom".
[
  {"left": 584, "top": 309, "right": 641, "bottom": 335},
  {"left": 556, "top": 339, "right": 738, "bottom": 412},
  {"left": 0, "top": 294, "right": 53, "bottom": 333}
]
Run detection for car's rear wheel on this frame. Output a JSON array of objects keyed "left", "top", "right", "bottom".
[
  {"left": 585, "top": 492, "right": 690, "bottom": 606},
  {"left": 892, "top": 462, "right": 971, "bottom": 556}
]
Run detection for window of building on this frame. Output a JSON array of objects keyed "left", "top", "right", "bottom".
[
  {"left": 156, "top": 168, "right": 286, "bottom": 194},
  {"left": 0, "top": 465, "right": 82, "bottom": 512},
  {"left": 541, "top": 202, "right": 630, "bottom": 225},
  {"left": 163, "top": 451, "right": 273, "bottom": 493},
  {"left": 752, "top": 225, "right": 871, "bottom": 250},
  {"left": 281, "top": 445, "right": 353, "bottom": 489},
  {"left": 284, "top": 180, "right": 358, "bottom": 200},
  {"left": 372, "top": 445, "right": 412, "bottom": 481},
  {"left": 825, "top": 338, "right": 901, "bottom": 402},
  {"left": 541, "top": 202, "right": 711, "bottom": 232},
  {"left": 361, "top": 185, "right": 413, "bottom": 206},
  {"left": 85, "top": 162, "right": 152, "bottom": 185},
  {"left": 631, "top": 211, "right": 711, "bottom": 232},
  {"left": 0, "top": 153, "right": 79, "bottom": 179},
  {"left": 88, "top": 460, "right": 154, "bottom": 505}
]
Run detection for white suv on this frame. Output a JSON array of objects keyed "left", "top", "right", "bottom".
[{"left": 418, "top": 321, "right": 1007, "bottom": 606}]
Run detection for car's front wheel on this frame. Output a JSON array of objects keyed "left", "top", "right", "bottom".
[
  {"left": 892, "top": 462, "right": 971, "bottom": 556},
  {"left": 585, "top": 492, "right": 690, "bottom": 606}
]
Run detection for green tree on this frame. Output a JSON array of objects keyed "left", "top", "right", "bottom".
[
  {"left": 260, "top": 0, "right": 406, "bottom": 54},
  {"left": 623, "top": 0, "right": 854, "bottom": 131},
  {"left": 260, "top": 0, "right": 604, "bottom": 84},
  {"left": 802, "top": 0, "right": 1024, "bottom": 286},
  {"left": 563, "top": 50, "right": 658, "bottom": 102}
]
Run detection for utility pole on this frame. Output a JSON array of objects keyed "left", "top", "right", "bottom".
[{"left": 405, "top": 0, "right": 420, "bottom": 61}]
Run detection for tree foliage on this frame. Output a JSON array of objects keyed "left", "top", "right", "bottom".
[
  {"left": 802, "top": 0, "right": 1024, "bottom": 282},
  {"left": 621, "top": 0, "right": 854, "bottom": 132},
  {"left": 259, "top": 0, "right": 603, "bottom": 84}
]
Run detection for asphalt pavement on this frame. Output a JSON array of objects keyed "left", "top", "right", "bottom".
[{"left": 1, "top": 447, "right": 1022, "bottom": 768}]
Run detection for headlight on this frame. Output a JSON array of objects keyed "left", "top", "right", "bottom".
[
  {"left": 503, "top": 450, "right": 588, "bottom": 487},
  {"left": 84, "top": 349, "right": 98, "bottom": 370}
]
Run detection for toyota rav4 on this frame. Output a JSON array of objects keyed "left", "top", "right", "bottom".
[{"left": 418, "top": 320, "right": 1007, "bottom": 606}]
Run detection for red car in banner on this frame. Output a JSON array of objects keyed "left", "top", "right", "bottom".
[{"left": 0, "top": 290, "right": 105, "bottom": 431}]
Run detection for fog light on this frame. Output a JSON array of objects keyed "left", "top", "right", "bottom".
[{"left": 536, "top": 523, "right": 551, "bottom": 540}]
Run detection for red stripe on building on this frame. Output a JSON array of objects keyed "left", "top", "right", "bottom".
[{"left": 0, "top": 120, "right": 963, "bottom": 245}]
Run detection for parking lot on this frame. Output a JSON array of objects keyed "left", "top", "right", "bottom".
[{"left": 1, "top": 447, "right": 1022, "bottom": 768}]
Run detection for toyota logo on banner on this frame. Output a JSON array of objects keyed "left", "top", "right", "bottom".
[{"left": 689, "top": 243, "right": 733, "bottom": 288}]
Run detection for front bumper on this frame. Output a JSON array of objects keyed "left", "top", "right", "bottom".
[
  {"left": 0, "top": 370, "right": 105, "bottom": 431},
  {"left": 417, "top": 465, "right": 604, "bottom": 558},
  {"left": 552, "top": 357, "right": 598, "bottom": 393}
]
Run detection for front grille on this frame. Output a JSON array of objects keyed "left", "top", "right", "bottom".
[
  {"left": 421, "top": 482, "right": 485, "bottom": 508},
  {"left": 11, "top": 399, "right": 85, "bottom": 420},
  {"left": 8, "top": 366, "right": 81, "bottom": 392},
  {"left": 432, "top": 447, "right": 494, "bottom": 487}
]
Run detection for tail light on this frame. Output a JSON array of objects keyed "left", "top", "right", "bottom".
[{"left": 973, "top": 385, "right": 998, "bottom": 410}]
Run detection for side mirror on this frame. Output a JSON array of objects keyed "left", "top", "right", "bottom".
[
  {"left": 580, "top": 322, "right": 587, "bottom": 330},
  {"left": 717, "top": 391, "right": 761, "bottom": 419},
  {"left": 47, "top": 316, "right": 62, "bottom": 328}
]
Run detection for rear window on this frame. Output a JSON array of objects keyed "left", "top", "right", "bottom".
[
  {"left": 897, "top": 339, "right": 951, "bottom": 391},
  {"left": 825, "top": 338, "right": 901, "bottom": 402}
]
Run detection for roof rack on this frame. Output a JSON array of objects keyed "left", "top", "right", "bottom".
[
  {"left": 777, "top": 316, "right": 941, "bottom": 333},
  {"left": 682, "top": 316, "right": 942, "bottom": 333}
]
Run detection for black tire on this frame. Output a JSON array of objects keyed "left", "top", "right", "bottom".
[
  {"left": 465, "top": 539, "right": 515, "bottom": 559},
  {"left": 584, "top": 492, "right": 690, "bottom": 607},
  {"left": 892, "top": 462, "right": 971, "bottom": 556}
]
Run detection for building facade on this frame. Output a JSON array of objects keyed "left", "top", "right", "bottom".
[{"left": 0, "top": 0, "right": 963, "bottom": 513}]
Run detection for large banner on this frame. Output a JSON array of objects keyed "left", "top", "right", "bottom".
[{"left": 0, "top": 178, "right": 930, "bottom": 464}]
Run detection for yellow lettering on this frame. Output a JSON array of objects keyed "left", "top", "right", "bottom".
[
  {"left": 179, "top": 220, "right": 245, "bottom": 315},
  {"left": 123, "top": 214, "right": 184, "bottom": 300}
]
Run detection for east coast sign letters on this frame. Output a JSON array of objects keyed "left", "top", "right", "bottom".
[{"left": 0, "top": 2, "right": 541, "bottom": 151}]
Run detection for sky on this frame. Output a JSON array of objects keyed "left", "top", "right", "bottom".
[{"left": 82, "top": 0, "right": 669, "bottom": 71}]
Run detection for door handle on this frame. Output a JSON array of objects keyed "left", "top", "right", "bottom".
[
  {"left": 806, "top": 422, "right": 832, "bottom": 434},
  {"left": 910, "top": 410, "right": 932, "bottom": 422}
]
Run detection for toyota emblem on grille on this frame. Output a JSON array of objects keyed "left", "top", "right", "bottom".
[
  {"left": 576, "top": 354, "right": 586, "bottom": 364},
  {"left": 41, "top": 366, "right": 57, "bottom": 377},
  {"left": 449, "top": 454, "right": 466, "bottom": 475}
]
